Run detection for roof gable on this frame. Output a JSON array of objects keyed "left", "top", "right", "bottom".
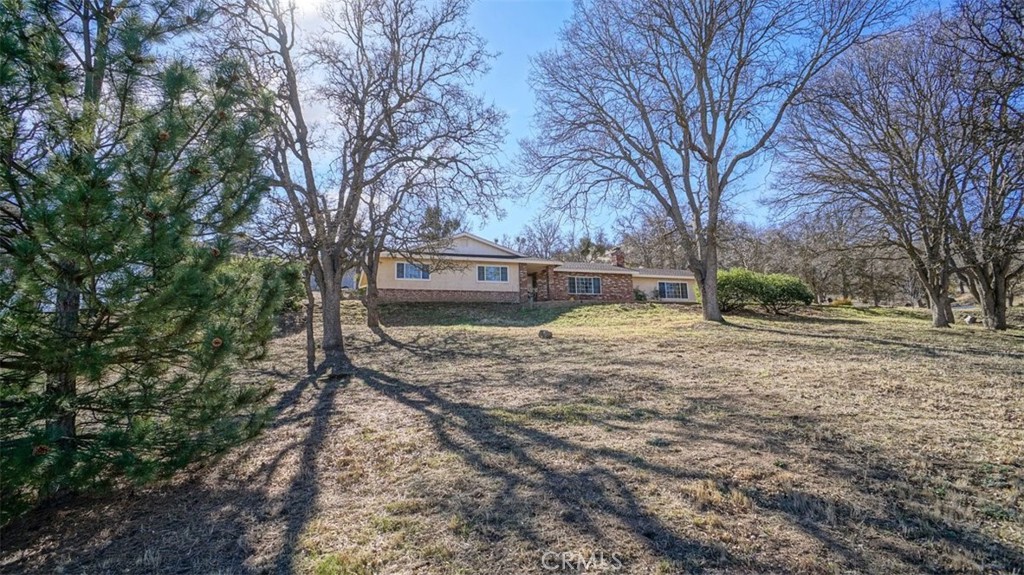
[{"left": 437, "top": 233, "right": 525, "bottom": 257}]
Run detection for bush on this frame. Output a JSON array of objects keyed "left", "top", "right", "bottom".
[
  {"left": 634, "top": 288, "right": 647, "bottom": 302},
  {"left": 717, "top": 269, "right": 761, "bottom": 312},
  {"left": 717, "top": 269, "right": 814, "bottom": 315}
]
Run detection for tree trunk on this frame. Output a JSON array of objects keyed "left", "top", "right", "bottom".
[
  {"left": 926, "top": 286, "right": 952, "bottom": 328},
  {"left": 365, "top": 277, "right": 381, "bottom": 329},
  {"left": 978, "top": 269, "right": 1008, "bottom": 331},
  {"left": 43, "top": 264, "right": 80, "bottom": 497},
  {"left": 318, "top": 253, "right": 350, "bottom": 372},
  {"left": 303, "top": 264, "right": 316, "bottom": 375},
  {"left": 697, "top": 245, "right": 724, "bottom": 322}
]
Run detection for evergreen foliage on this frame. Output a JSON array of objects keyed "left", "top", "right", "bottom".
[
  {"left": 718, "top": 269, "right": 815, "bottom": 314},
  {"left": 1, "top": 0, "right": 283, "bottom": 522}
]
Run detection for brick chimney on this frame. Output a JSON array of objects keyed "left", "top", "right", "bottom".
[{"left": 611, "top": 247, "right": 625, "bottom": 267}]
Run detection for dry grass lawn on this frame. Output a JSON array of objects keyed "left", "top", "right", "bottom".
[{"left": 2, "top": 302, "right": 1023, "bottom": 574}]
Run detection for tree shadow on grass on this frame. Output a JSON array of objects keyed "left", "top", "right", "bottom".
[
  {"left": 725, "top": 308, "right": 870, "bottom": 326},
  {"left": 357, "top": 326, "right": 523, "bottom": 364},
  {"left": 666, "top": 402, "right": 1024, "bottom": 574},
  {"left": 724, "top": 321, "right": 1024, "bottom": 361},
  {"left": 358, "top": 366, "right": 735, "bottom": 572},
  {"left": 0, "top": 364, "right": 349, "bottom": 575},
  {"left": 354, "top": 336, "right": 1022, "bottom": 574},
  {"left": 267, "top": 369, "right": 349, "bottom": 575},
  {"left": 0, "top": 483, "right": 275, "bottom": 574}
]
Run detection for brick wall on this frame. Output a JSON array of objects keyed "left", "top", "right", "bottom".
[
  {"left": 522, "top": 265, "right": 557, "bottom": 302},
  {"left": 550, "top": 272, "right": 634, "bottom": 302},
  {"left": 378, "top": 288, "right": 519, "bottom": 304},
  {"left": 535, "top": 266, "right": 555, "bottom": 301},
  {"left": 518, "top": 264, "right": 529, "bottom": 303}
]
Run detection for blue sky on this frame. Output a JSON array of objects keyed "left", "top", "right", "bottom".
[
  {"left": 291, "top": 0, "right": 944, "bottom": 243},
  {"left": 465, "top": 0, "right": 776, "bottom": 243},
  {"left": 466, "top": 0, "right": 575, "bottom": 242}
]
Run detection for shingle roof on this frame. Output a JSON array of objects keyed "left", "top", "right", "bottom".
[
  {"left": 633, "top": 268, "right": 696, "bottom": 279},
  {"left": 553, "top": 262, "right": 637, "bottom": 275}
]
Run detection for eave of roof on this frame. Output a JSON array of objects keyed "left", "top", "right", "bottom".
[
  {"left": 380, "top": 252, "right": 561, "bottom": 265},
  {"left": 633, "top": 268, "right": 696, "bottom": 278},
  {"left": 552, "top": 264, "right": 638, "bottom": 275}
]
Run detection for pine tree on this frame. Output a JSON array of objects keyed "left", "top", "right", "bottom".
[{"left": 0, "top": 0, "right": 287, "bottom": 521}]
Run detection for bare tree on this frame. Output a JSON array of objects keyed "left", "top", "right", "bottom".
[
  {"left": 946, "top": 0, "right": 1024, "bottom": 329},
  {"left": 506, "top": 214, "right": 570, "bottom": 260},
  {"left": 355, "top": 170, "right": 479, "bottom": 330},
  {"left": 218, "top": 0, "right": 504, "bottom": 370},
  {"left": 776, "top": 23, "right": 966, "bottom": 327},
  {"left": 957, "top": 0, "right": 1024, "bottom": 72},
  {"left": 523, "top": 0, "right": 900, "bottom": 321},
  {"left": 616, "top": 205, "right": 686, "bottom": 269},
  {"left": 779, "top": 14, "right": 1022, "bottom": 329}
]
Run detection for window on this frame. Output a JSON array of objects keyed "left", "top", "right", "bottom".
[
  {"left": 396, "top": 262, "right": 430, "bottom": 280},
  {"left": 568, "top": 276, "right": 602, "bottom": 295},
  {"left": 477, "top": 265, "right": 509, "bottom": 282},
  {"left": 658, "top": 281, "right": 688, "bottom": 299}
]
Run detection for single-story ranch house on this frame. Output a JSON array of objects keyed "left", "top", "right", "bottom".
[{"left": 362, "top": 232, "right": 697, "bottom": 304}]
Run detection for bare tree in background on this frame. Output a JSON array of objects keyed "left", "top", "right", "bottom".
[
  {"left": 356, "top": 170, "right": 479, "bottom": 330},
  {"left": 218, "top": 0, "right": 504, "bottom": 371},
  {"left": 779, "top": 13, "right": 1022, "bottom": 329},
  {"left": 524, "top": 0, "right": 901, "bottom": 322},
  {"left": 504, "top": 214, "right": 570, "bottom": 260},
  {"left": 946, "top": 0, "right": 1024, "bottom": 329},
  {"left": 776, "top": 24, "right": 965, "bottom": 327},
  {"left": 616, "top": 206, "right": 686, "bottom": 269}
]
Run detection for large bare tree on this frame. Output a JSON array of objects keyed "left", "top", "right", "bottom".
[
  {"left": 218, "top": 0, "right": 503, "bottom": 370},
  {"left": 947, "top": 0, "right": 1024, "bottom": 329},
  {"left": 777, "top": 24, "right": 964, "bottom": 327},
  {"left": 523, "top": 0, "right": 900, "bottom": 321},
  {"left": 779, "top": 14, "right": 1022, "bottom": 329}
]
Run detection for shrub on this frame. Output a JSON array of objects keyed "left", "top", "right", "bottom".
[
  {"left": 717, "top": 269, "right": 814, "bottom": 315},
  {"left": 634, "top": 288, "right": 647, "bottom": 302},
  {"left": 717, "top": 269, "right": 761, "bottom": 312}
]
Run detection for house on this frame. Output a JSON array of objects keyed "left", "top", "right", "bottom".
[{"left": 363, "top": 232, "right": 697, "bottom": 304}]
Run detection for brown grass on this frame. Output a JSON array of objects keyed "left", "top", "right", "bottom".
[{"left": 2, "top": 302, "right": 1022, "bottom": 574}]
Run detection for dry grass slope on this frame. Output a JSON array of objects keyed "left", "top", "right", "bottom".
[{"left": 2, "top": 302, "right": 1022, "bottom": 574}]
